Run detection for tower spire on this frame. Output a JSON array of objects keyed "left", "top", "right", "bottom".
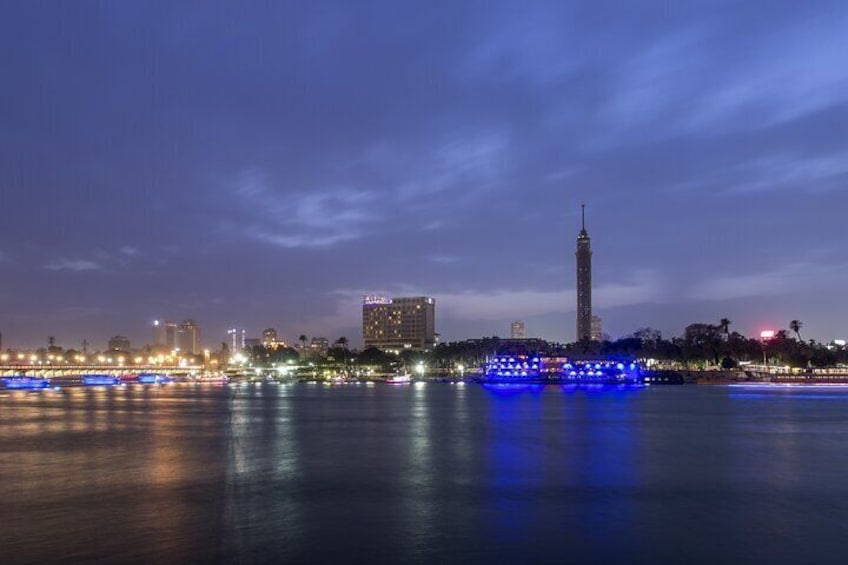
[{"left": 578, "top": 203, "right": 588, "bottom": 237}]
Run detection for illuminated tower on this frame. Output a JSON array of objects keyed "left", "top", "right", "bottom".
[{"left": 575, "top": 204, "right": 592, "bottom": 341}]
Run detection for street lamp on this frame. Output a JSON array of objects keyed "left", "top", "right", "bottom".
[{"left": 416, "top": 362, "right": 425, "bottom": 378}]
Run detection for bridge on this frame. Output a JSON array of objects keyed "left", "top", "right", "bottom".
[{"left": 0, "top": 364, "right": 205, "bottom": 377}]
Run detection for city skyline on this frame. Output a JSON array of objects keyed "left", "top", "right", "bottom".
[{"left": 2, "top": 2, "right": 848, "bottom": 348}]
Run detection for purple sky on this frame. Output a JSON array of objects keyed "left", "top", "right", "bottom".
[{"left": 1, "top": 1, "right": 847, "bottom": 350}]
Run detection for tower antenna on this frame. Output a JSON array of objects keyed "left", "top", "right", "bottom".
[{"left": 581, "top": 202, "right": 586, "bottom": 231}]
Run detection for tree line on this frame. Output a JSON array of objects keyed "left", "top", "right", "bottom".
[{"left": 248, "top": 320, "right": 846, "bottom": 372}]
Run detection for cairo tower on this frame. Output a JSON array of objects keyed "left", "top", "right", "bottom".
[{"left": 575, "top": 204, "right": 592, "bottom": 341}]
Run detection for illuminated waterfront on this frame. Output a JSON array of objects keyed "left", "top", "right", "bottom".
[{"left": 2, "top": 384, "right": 848, "bottom": 564}]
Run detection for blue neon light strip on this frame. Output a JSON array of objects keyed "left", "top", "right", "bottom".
[
  {"left": 1, "top": 376, "right": 51, "bottom": 390},
  {"left": 137, "top": 373, "right": 174, "bottom": 384},
  {"left": 82, "top": 375, "right": 122, "bottom": 386}
]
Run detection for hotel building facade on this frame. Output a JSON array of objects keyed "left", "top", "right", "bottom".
[{"left": 362, "top": 296, "right": 436, "bottom": 352}]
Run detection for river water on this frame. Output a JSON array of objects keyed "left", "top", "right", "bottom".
[{"left": 2, "top": 383, "right": 847, "bottom": 564}]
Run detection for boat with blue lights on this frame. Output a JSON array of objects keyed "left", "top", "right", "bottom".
[
  {"left": 1, "top": 376, "right": 52, "bottom": 390},
  {"left": 558, "top": 359, "right": 644, "bottom": 386},
  {"left": 479, "top": 354, "right": 545, "bottom": 383},
  {"left": 479, "top": 354, "right": 645, "bottom": 387},
  {"left": 136, "top": 373, "right": 174, "bottom": 385},
  {"left": 81, "top": 374, "right": 122, "bottom": 386}
]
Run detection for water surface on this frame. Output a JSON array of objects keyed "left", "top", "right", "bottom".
[{"left": 2, "top": 383, "right": 847, "bottom": 564}]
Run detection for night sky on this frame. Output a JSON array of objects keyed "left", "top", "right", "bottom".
[{"left": 1, "top": 1, "right": 847, "bottom": 350}]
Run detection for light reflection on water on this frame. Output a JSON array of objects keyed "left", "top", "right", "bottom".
[{"left": 2, "top": 384, "right": 848, "bottom": 564}]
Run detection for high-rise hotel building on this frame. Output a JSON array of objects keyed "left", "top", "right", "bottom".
[
  {"left": 227, "top": 328, "right": 246, "bottom": 351},
  {"left": 576, "top": 204, "right": 593, "bottom": 341},
  {"left": 153, "top": 320, "right": 177, "bottom": 350},
  {"left": 362, "top": 296, "right": 436, "bottom": 352},
  {"left": 177, "top": 319, "right": 201, "bottom": 355}
]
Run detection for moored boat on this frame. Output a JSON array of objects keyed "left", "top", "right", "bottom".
[
  {"left": 192, "top": 374, "right": 228, "bottom": 384},
  {"left": 136, "top": 373, "right": 174, "bottom": 384},
  {"left": 1, "top": 376, "right": 52, "bottom": 390},
  {"left": 386, "top": 371, "right": 412, "bottom": 384},
  {"left": 479, "top": 354, "right": 645, "bottom": 386},
  {"left": 558, "top": 360, "right": 644, "bottom": 386},
  {"left": 82, "top": 374, "right": 122, "bottom": 386},
  {"left": 479, "top": 354, "right": 544, "bottom": 383}
]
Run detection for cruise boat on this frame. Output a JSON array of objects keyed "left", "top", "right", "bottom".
[
  {"left": 743, "top": 365, "right": 848, "bottom": 384},
  {"left": 479, "top": 354, "right": 544, "bottom": 383},
  {"left": 1, "top": 376, "right": 52, "bottom": 390},
  {"left": 386, "top": 371, "right": 412, "bottom": 384},
  {"left": 82, "top": 374, "right": 122, "bottom": 386},
  {"left": 558, "top": 360, "right": 645, "bottom": 386},
  {"left": 479, "top": 354, "right": 645, "bottom": 387},
  {"left": 136, "top": 373, "right": 174, "bottom": 384},
  {"left": 192, "top": 374, "right": 228, "bottom": 384}
]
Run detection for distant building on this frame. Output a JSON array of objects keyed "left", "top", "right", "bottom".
[
  {"left": 362, "top": 295, "right": 436, "bottom": 352},
  {"left": 108, "top": 335, "right": 131, "bottom": 352},
  {"left": 244, "top": 338, "right": 261, "bottom": 349},
  {"left": 576, "top": 204, "right": 593, "bottom": 341},
  {"left": 227, "top": 328, "right": 246, "bottom": 351},
  {"left": 262, "top": 328, "right": 277, "bottom": 346},
  {"left": 309, "top": 337, "right": 329, "bottom": 357},
  {"left": 511, "top": 321, "right": 526, "bottom": 339},
  {"left": 153, "top": 320, "right": 177, "bottom": 350},
  {"left": 177, "top": 320, "right": 201, "bottom": 355},
  {"left": 591, "top": 316, "right": 603, "bottom": 342}
]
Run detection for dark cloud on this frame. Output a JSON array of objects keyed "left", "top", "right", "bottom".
[{"left": 1, "top": 1, "right": 846, "bottom": 348}]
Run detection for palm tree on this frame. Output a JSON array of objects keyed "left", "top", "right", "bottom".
[
  {"left": 719, "top": 318, "right": 731, "bottom": 338},
  {"left": 298, "top": 334, "right": 308, "bottom": 350},
  {"left": 335, "top": 337, "right": 350, "bottom": 372},
  {"left": 789, "top": 320, "right": 803, "bottom": 341}
]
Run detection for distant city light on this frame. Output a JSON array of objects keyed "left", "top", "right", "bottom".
[
  {"left": 760, "top": 330, "right": 776, "bottom": 340},
  {"left": 835, "top": 340, "right": 846, "bottom": 347}
]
